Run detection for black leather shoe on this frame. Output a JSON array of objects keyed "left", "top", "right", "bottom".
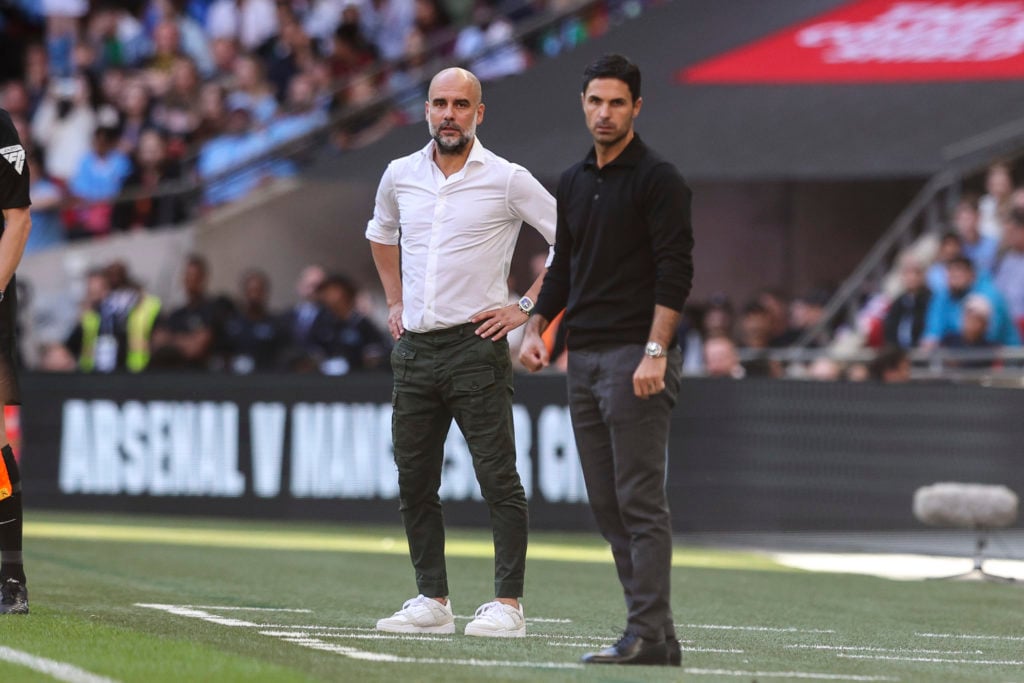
[
  {"left": 666, "top": 636, "right": 681, "bottom": 666},
  {"left": 581, "top": 631, "right": 668, "bottom": 665}
]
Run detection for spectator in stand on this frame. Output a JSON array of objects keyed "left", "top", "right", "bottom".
[
  {"left": 0, "top": 82, "right": 32, "bottom": 123},
  {"left": 222, "top": 268, "right": 289, "bottom": 373},
  {"left": 114, "top": 79, "right": 153, "bottom": 156},
  {"left": 454, "top": 0, "right": 529, "bottom": 81},
  {"left": 360, "top": 0, "right": 416, "bottom": 62},
  {"left": 926, "top": 231, "right": 963, "bottom": 294},
  {"left": 701, "top": 293, "right": 735, "bottom": 340},
  {"left": 206, "top": 0, "right": 279, "bottom": 52},
  {"left": 259, "top": 8, "right": 317, "bottom": 102},
  {"left": 208, "top": 36, "right": 240, "bottom": 85},
  {"left": 151, "top": 57, "right": 202, "bottom": 154},
  {"left": 703, "top": 335, "right": 743, "bottom": 379},
  {"left": 334, "top": 76, "right": 398, "bottom": 150},
  {"left": 413, "top": 0, "right": 456, "bottom": 55},
  {"left": 68, "top": 122, "right": 133, "bottom": 240},
  {"left": 994, "top": 208, "right": 1024, "bottom": 338},
  {"left": 940, "top": 294, "right": 999, "bottom": 364},
  {"left": 883, "top": 253, "right": 931, "bottom": 349},
  {"left": 921, "top": 255, "right": 1020, "bottom": 349},
  {"left": 387, "top": 27, "right": 434, "bottom": 123},
  {"left": 31, "top": 74, "right": 97, "bottom": 182},
  {"left": 738, "top": 300, "right": 780, "bottom": 377},
  {"left": 979, "top": 160, "right": 1014, "bottom": 242},
  {"left": 269, "top": 73, "right": 328, "bottom": 148},
  {"left": 112, "top": 128, "right": 188, "bottom": 230},
  {"left": 152, "top": 0, "right": 216, "bottom": 77},
  {"left": 789, "top": 286, "right": 831, "bottom": 347},
  {"left": 226, "top": 54, "right": 278, "bottom": 124},
  {"left": 757, "top": 288, "right": 799, "bottom": 347},
  {"left": 24, "top": 149, "right": 66, "bottom": 254},
  {"left": 328, "top": 23, "right": 378, "bottom": 84},
  {"left": 868, "top": 345, "right": 910, "bottom": 383},
  {"left": 83, "top": 3, "right": 148, "bottom": 72},
  {"left": 310, "top": 273, "right": 390, "bottom": 375},
  {"left": 64, "top": 267, "right": 111, "bottom": 371},
  {"left": 192, "top": 81, "right": 228, "bottom": 146},
  {"left": 280, "top": 263, "right": 326, "bottom": 354},
  {"left": 22, "top": 43, "right": 50, "bottom": 116},
  {"left": 953, "top": 195, "right": 998, "bottom": 276},
  {"left": 198, "top": 104, "right": 265, "bottom": 206},
  {"left": 149, "top": 254, "right": 220, "bottom": 370},
  {"left": 65, "top": 261, "right": 162, "bottom": 373},
  {"left": 143, "top": 19, "right": 187, "bottom": 100}
]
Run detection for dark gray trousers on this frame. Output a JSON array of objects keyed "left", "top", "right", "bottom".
[
  {"left": 566, "top": 344, "right": 682, "bottom": 641},
  {"left": 390, "top": 323, "right": 528, "bottom": 599}
]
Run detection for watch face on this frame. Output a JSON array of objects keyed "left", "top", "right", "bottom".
[{"left": 518, "top": 296, "right": 534, "bottom": 312}]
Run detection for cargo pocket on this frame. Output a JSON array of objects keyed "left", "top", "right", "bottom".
[
  {"left": 391, "top": 342, "right": 416, "bottom": 382},
  {"left": 452, "top": 366, "right": 496, "bottom": 395}
]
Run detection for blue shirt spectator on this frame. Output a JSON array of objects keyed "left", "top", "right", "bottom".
[
  {"left": 69, "top": 128, "right": 132, "bottom": 202},
  {"left": 924, "top": 256, "right": 1020, "bottom": 347}
]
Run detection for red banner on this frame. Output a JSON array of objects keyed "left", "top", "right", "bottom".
[{"left": 680, "top": 0, "right": 1024, "bottom": 84}]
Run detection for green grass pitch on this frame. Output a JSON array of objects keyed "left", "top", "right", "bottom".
[{"left": 0, "top": 511, "right": 1021, "bottom": 682}]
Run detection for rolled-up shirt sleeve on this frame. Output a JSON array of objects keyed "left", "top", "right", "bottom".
[
  {"left": 507, "top": 165, "right": 556, "bottom": 248},
  {"left": 365, "top": 162, "right": 400, "bottom": 245}
]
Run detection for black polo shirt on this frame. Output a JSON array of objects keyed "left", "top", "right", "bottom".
[
  {"left": 535, "top": 134, "right": 694, "bottom": 350},
  {"left": 0, "top": 109, "right": 31, "bottom": 235}
]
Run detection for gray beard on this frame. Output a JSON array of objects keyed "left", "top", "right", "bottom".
[{"left": 433, "top": 131, "right": 473, "bottom": 155}]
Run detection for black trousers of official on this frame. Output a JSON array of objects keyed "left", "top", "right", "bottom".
[
  {"left": 390, "top": 323, "right": 528, "bottom": 599},
  {"left": 566, "top": 344, "right": 683, "bottom": 642}
]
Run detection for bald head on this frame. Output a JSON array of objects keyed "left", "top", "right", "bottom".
[
  {"left": 425, "top": 67, "right": 485, "bottom": 156},
  {"left": 428, "top": 68, "right": 482, "bottom": 105}
]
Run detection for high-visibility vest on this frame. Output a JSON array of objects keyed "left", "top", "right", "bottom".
[
  {"left": 77, "top": 309, "right": 101, "bottom": 372},
  {"left": 126, "top": 294, "right": 161, "bottom": 372},
  {"left": 77, "top": 294, "right": 161, "bottom": 373}
]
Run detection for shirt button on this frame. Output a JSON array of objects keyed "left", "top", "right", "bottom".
[{"left": 593, "top": 194, "right": 599, "bottom": 200}]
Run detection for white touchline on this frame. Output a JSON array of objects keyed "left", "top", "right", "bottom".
[
  {"left": 838, "top": 654, "right": 1024, "bottom": 665},
  {"left": 683, "top": 668, "right": 898, "bottom": 682},
  {"left": 0, "top": 646, "right": 121, "bottom": 683},
  {"left": 135, "top": 604, "right": 257, "bottom": 627},
  {"left": 786, "top": 645, "right": 985, "bottom": 655},
  {"left": 283, "top": 636, "right": 586, "bottom": 669},
  {"left": 685, "top": 623, "right": 836, "bottom": 634},
  {"left": 916, "top": 632, "right": 1024, "bottom": 642},
  {"left": 452, "top": 615, "right": 570, "bottom": 623},
  {"left": 259, "top": 631, "right": 455, "bottom": 642},
  {"left": 188, "top": 606, "right": 313, "bottom": 613}
]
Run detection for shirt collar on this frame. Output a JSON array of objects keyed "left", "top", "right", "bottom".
[
  {"left": 584, "top": 133, "right": 645, "bottom": 170},
  {"left": 419, "top": 136, "right": 489, "bottom": 167}
]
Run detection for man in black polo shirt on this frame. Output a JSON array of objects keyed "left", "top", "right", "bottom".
[
  {"left": 0, "top": 108, "right": 32, "bottom": 614},
  {"left": 520, "top": 54, "right": 693, "bottom": 666}
]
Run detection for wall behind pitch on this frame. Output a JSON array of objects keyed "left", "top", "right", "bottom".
[{"left": 19, "top": 372, "right": 1024, "bottom": 532}]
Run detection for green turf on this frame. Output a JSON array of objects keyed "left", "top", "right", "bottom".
[{"left": 0, "top": 510, "right": 1020, "bottom": 683}]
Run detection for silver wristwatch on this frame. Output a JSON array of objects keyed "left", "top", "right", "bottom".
[
  {"left": 644, "top": 341, "right": 666, "bottom": 358},
  {"left": 518, "top": 296, "right": 534, "bottom": 316}
]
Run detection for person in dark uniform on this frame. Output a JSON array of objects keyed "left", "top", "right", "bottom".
[
  {"left": 520, "top": 54, "right": 694, "bottom": 666},
  {"left": 0, "top": 108, "right": 33, "bottom": 615}
]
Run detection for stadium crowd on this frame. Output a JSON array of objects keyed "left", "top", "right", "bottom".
[
  {"left": 5, "top": 5, "right": 1023, "bottom": 381},
  {"left": 677, "top": 160, "right": 1024, "bottom": 381},
  {"left": 1, "top": 0, "right": 627, "bottom": 252}
]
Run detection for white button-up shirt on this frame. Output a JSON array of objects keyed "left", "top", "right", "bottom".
[{"left": 366, "top": 138, "right": 556, "bottom": 332}]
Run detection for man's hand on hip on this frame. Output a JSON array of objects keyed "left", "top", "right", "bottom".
[{"left": 471, "top": 304, "right": 528, "bottom": 341}]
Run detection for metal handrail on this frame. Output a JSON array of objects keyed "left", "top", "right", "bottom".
[{"left": 793, "top": 117, "right": 1024, "bottom": 349}]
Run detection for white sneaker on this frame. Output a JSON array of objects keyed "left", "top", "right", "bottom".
[
  {"left": 376, "top": 595, "right": 455, "bottom": 634},
  {"left": 464, "top": 600, "right": 526, "bottom": 638}
]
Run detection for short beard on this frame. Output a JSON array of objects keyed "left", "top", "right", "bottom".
[{"left": 429, "top": 120, "right": 476, "bottom": 155}]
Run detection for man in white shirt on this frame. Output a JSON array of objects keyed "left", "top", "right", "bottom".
[{"left": 366, "top": 67, "right": 555, "bottom": 638}]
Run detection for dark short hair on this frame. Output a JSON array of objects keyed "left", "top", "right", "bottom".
[
  {"left": 947, "top": 255, "right": 974, "bottom": 270},
  {"left": 185, "top": 253, "right": 208, "bottom": 274},
  {"left": 1009, "top": 207, "right": 1024, "bottom": 228},
  {"left": 939, "top": 231, "right": 963, "bottom": 246},
  {"left": 582, "top": 54, "right": 641, "bottom": 102},
  {"left": 318, "top": 273, "right": 358, "bottom": 298},
  {"left": 869, "top": 345, "right": 907, "bottom": 381}
]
